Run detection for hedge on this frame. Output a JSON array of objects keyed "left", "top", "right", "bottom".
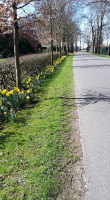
[
  {"left": 0, "top": 52, "right": 61, "bottom": 89},
  {"left": 0, "top": 56, "right": 66, "bottom": 122}
]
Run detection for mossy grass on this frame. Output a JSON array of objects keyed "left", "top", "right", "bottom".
[{"left": 0, "top": 55, "right": 76, "bottom": 199}]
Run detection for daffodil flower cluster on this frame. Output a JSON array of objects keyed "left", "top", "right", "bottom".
[
  {"left": 0, "top": 56, "right": 66, "bottom": 122},
  {"left": 0, "top": 86, "right": 35, "bottom": 122}
]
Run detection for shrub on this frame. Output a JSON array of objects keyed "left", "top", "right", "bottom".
[
  {"left": 0, "top": 34, "right": 14, "bottom": 58},
  {"left": 2, "top": 49, "right": 12, "bottom": 58},
  {"left": 0, "top": 56, "right": 66, "bottom": 122},
  {"left": 19, "top": 38, "right": 33, "bottom": 54},
  {"left": 0, "top": 52, "right": 63, "bottom": 90}
]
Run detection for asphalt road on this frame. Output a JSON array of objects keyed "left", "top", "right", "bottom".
[{"left": 73, "top": 52, "right": 110, "bottom": 200}]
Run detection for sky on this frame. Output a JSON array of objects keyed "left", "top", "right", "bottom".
[
  {"left": 17, "top": 0, "right": 110, "bottom": 49},
  {"left": 17, "top": 2, "right": 35, "bottom": 18},
  {"left": 77, "top": 3, "right": 110, "bottom": 48}
]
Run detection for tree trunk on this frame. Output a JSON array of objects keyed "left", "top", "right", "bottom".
[
  {"left": 49, "top": 1, "right": 54, "bottom": 66},
  {"left": 67, "top": 44, "right": 69, "bottom": 54},
  {"left": 92, "top": 26, "right": 95, "bottom": 53},
  {"left": 93, "top": 39, "right": 95, "bottom": 53},
  {"left": 56, "top": 45, "right": 58, "bottom": 52},
  {"left": 71, "top": 43, "right": 73, "bottom": 52},
  {"left": 13, "top": 2, "right": 21, "bottom": 88},
  {"left": 108, "top": 45, "right": 110, "bottom": 56},
  {"left": 51, "top": 39, "right": 53, "bottom": 65},
  {"left": 96, "top": 30, "right": 99, "bottom": 54},
  {"left": 80, "top": 35, "right": 81, "bottom": 51},
  {"left": 73, "top": 41, "right": 74, "bottom": 53},
  {"left": 59, "top": 39, "right": 62, "bottom": 58},
  {"left": 64, "top": 45, "right": 67, "bottom": 55},
  {"left": 75, "top": 39, "right": 77, "bottom": 52}
]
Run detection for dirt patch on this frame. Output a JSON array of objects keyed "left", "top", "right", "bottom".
[{"left": 56, "top": 102, "right": 86, "bottom": 200}]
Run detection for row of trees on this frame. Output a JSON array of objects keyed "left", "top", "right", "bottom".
[
  {"left": 83, "top": 0, "right": 110, "bottom": 54},
  {"left": 36, "top": 0, "right": 80, "bottom": 64},
  {"left": 0, "top": 0, "right": 80, "bottom": 88}
]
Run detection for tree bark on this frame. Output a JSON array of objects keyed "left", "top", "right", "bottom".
[
  {"left": 56, "top": 45, "right": 58, "bottom": 52},
  {"left": 59, "top": 39, "right": 62, "bottom": 58},
  {"left": 92, "top": 26, "right": 95, "bottom": 53},
  {"left": 75, "top": 38, "right": 77, "bottom": 52},
  {"left": 93, "top": 37, "right": 95, "bottom": 53},
  {"left": 108, "top": 45, "right": 110, "bottom": 55},
  {"left": 51, "top": 39, "right": 53, "bottom": 65},
  {"left": 67, "top": 44, "right": 69, "bottom": 54},
  {"left": 71, "top": 43, "right": 73, "bottom": 52},
  {"left": 13, "top": 2, "right": 21, "bottom": 88}
]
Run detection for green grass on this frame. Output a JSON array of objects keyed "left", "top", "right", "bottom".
[
  {"left": 0, "top": 58, "right": 7, "bottom": 62},
  {"left": 89, "top": 52, "right": 110, "bottom": 58},
  {"left": 0, "top": 55, "right": 76, "bottom": 199}
]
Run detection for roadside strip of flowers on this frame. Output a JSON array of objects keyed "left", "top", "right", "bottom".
[{"left": 0, "top": 56, "right": 66, "bottom": 122}]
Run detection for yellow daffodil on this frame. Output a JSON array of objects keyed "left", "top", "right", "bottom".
[
  {"left": 17, "top": 89, "right": 20, "bottom": 93},
  {"left": 26, "top": 96, "right": 30, "bottom": 100},
  {"left": 28, "top": 77, "right": 31, "bottom": 83},
  {"left": 0, "top": 100, "right": 2, "bottom": 106},
  {"left": 6, "top": 90, "right": 13, "bottom": 97},
  {"left": 10, "top": 90, "right": 13, "bottom": 95},
  {"left": 36, "top": 74, "right": 40, "bottom": 80},
  {"left": 27, "top": 89, "right": 32, "bottom": 93},
  {"left": 13, "top": 87, "right": 19, "bottom": 92},
  {"left": 51, "top": 68, "right": 54, "bottom": 73},
  {"left": 6, "top": 92, "right": 10, "bottom": 97},
  {"left": 18, "top": 90, "right": 24, "bottom": 95},
  {"left": 2, "top": 89, "right": 7, "bottom": 94},
  {"left": 4, "top": 112, "right": 7, "bottom": 115},
  {"left": 10, "top": 108, "right": 13, "bottom": 112}
]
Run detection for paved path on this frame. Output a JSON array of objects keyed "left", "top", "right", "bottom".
[{"left": 73, "top": 52, "right": 110, "bottom": 200}]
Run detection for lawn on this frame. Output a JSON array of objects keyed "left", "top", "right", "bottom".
[{"left": 0, "top": 55, "right": 77, "bottom": 199}]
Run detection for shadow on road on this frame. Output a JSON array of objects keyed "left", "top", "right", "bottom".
[
  {"left": 75, "top": 91, "right": 110, "bottom": 106},
  {"left": 43, "top": 92, "right": 110, "bottom": 107}
]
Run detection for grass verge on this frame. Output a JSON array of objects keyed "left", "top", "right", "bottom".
[
  {"left": 0, "top": 58, "right": 7, "bottom": 62},
  {"left": 0, "top": 55, "right": 77, "bottom": 199},
  {"left": 89, "top": 52, "right": 110, "bottom": 58}
]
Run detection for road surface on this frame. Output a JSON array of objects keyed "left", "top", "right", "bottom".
[{"left": 73, "top": 52, "right": 110, "bottom": 200}]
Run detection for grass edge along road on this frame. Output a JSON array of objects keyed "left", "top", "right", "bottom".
[
  {"left": 89, "top": 52, "right": 110, "bottom": 58},
  {"left": 0, "top": 55, "right": 80, "bottom": 199}
]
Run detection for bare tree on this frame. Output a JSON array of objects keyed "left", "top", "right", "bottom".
[
  {"left": 36, "top": 0, "right": 79, "bottom": 59},
  {"left": 83, "top": 0, "right": 109, "bottom": 53},
  {"left": 0, "top": 0, "right": 38, "bottom": 88}
]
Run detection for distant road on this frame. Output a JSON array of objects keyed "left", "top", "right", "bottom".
[{"left": 73, "top": 52, "right": 110, "bottom": 200}]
